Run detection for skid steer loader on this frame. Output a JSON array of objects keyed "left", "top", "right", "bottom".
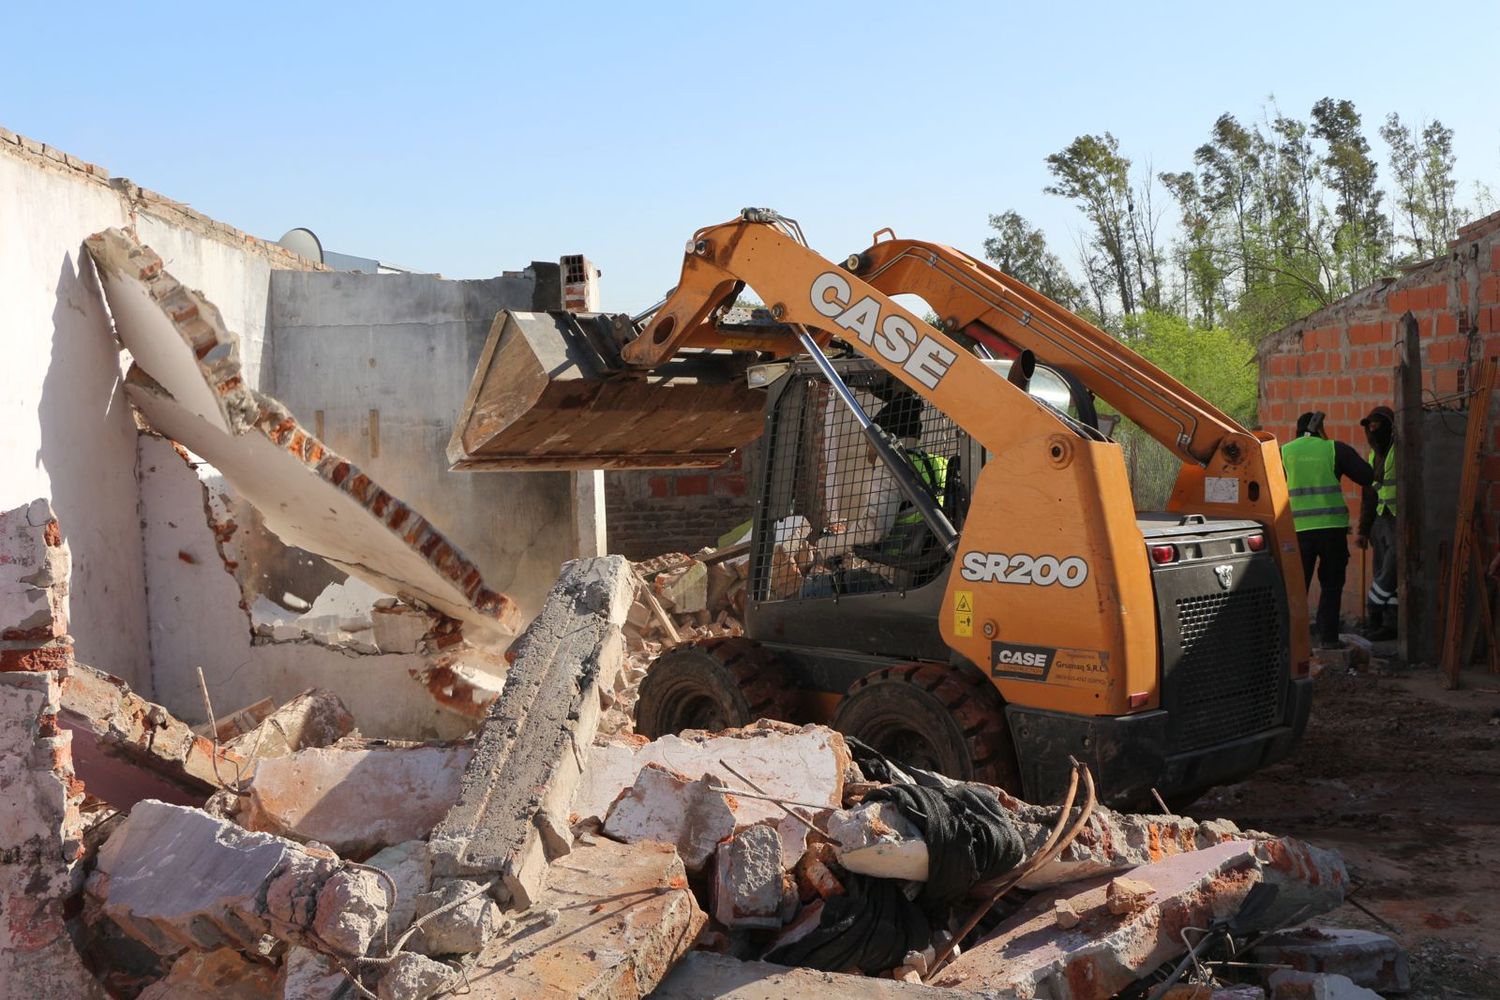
[{"left": 451, "top": 209, "right": 1312, "bottom": 807}]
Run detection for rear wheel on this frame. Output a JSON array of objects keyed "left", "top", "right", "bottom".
[
  {"left": 635, "top": 637, "right": 799, "bottom": 738},
  {"left": 833, "top": 662, "right": 1019, "bottom": 790}
]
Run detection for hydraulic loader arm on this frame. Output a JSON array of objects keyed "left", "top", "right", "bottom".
[
  {"left": 628, "top": 211, "right": 1286, "bottom": 523},
  {"left": 623, "top": 212, "right": 1308, "bottom": 711}
]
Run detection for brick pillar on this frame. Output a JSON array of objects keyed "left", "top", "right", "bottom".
[{"left": 0, "top": 499, "right": 74, "bottom": 673}]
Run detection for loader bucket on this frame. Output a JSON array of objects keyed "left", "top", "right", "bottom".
[{"left": 447, "top": 310, "right": 766, "bottom": 470}]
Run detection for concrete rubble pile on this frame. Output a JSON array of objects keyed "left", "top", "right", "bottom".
[{"left": 7, "top": 510, "right": 1408, "bottom": 998}]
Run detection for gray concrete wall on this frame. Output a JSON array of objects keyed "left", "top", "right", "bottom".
[{"left": 266, "top": 270, "right": 596, "bottom": 619}]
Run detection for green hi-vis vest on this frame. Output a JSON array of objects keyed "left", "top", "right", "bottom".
[
  {"left": 1282, "top": 436, "right": 1349, "bottom": 532},
  {"left": 1368, "top": 444, "right": 1397, "bottom": 517},
  {"left": 895, "top": 451, "right": 948, "bottom": 526}
]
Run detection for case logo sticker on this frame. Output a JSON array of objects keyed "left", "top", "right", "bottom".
[
  {"left": 990, "top": 643, "right": 1110, "bottom": 688},
  {"left": 809, "top": 271, "right": 956, "bottom": 389}
]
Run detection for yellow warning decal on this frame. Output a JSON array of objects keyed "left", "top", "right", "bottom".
[{"left": 953, "top": 590, "right": 974, "bottom": 638}]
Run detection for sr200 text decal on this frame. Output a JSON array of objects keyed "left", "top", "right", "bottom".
[
  {"left": 960, "top": 551, "right": 1089, "bottom": 589},
  {"left": 809, "top": 271, "right": 956, "bottom": 389}
]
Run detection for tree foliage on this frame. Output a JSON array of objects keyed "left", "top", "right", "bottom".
[
  {"left": 1024, "top": 96, "right": 1479, "bottom": 343},
  {"left": 982, "top": 210, "right": 1084, "bottom": 309},
  {"left": 985, "top": 95, "right": 1483, "bottom": 504}
]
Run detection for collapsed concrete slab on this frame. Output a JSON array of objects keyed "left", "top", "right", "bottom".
[
  {"left": 932, "top": 838, "right": 1348, "bottom": 999},
  {"left": 429, "top": 556, "right": 633, "bottom": 907},
  {"left": 90, "top": 800, "right": 390, "bottom": 957},
  {"left": 463, "top": 838, "right": 705, "bottom": 999},
  {"left": 57, "top": 661, "right": 243, "bottom": 809},
  {"left": 1252, "top": 927, "right": 1409, "bottom": 995},
  {"left": 575, "top": 721, "right": 852, "bottom": 870},
  {"left": 85, "top": 228, "right": 518, "bottom": 637},
  {"left": 602, "top": 762, "right": 738, "bottom": 872},
  {"left": 0, "top": 671, "right": 108, "bottom": 998},
  {"left": 652, "top": 952, "right": 979, "bottom": 998},
  {"left": 240, "top": 744, "right": 471, "bottom": 857}
]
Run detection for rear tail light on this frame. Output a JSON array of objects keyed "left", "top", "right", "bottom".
[
  {"left": 1246, "top": 533, "right": 1266, "bottom": 552},
  {"left": 1149, "top": 545, "right": 1178, "bottom": 565},
  {"left": 1128, "top": 691, "right": 1151, "bottom": 709},
  {"left": 1293, "top": 659, "right": 1310, "bottom": 678}
]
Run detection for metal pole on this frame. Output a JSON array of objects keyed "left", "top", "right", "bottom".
[{"left": 794, "top": 326, "right": 959, "bottom": 554}]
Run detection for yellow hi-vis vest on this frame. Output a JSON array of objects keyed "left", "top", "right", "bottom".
[
  {"left": 894, "top": 451, "right": 948, "bottom": 527},
  {"left": 1282, "top": 436, "right": 1348, "bottom": 532},
  {"left": 1368, "top": 444, "right": 1397, "bottom": 517}
]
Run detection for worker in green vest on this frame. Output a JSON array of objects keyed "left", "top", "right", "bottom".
[
  {"left": 1356, "top": 405, "right": 1398, "bottom": 640},
  {"left": 1281, "top": 411, "right": 1374, "bottom": 649}
]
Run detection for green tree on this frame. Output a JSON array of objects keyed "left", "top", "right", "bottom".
[
  {"left": 1045, "top": 134, "right": 1138, "bottom": 316},
  {"left": 1159, "top": 169, "right": 1225, "bottom": 324},
  {"left": 1112, "top": 312, "right": 1259, "bottom": 507},
  {"left": 982, "top": 210, "right": 1083, "bottom": 308},
  {"left": 1311, "top": 97, "right": 1389, "bottom": 289}
]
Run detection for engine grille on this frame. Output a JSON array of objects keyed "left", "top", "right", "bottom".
[{"left": 1167, "top": 584, "right": 1284, "bottom": 752}]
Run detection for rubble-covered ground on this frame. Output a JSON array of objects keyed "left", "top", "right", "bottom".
[{"left": 1201, "top": 665, "right": 1500, "bottom": 1000}]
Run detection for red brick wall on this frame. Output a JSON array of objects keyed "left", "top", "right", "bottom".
[
  {"left": 1258, "top": 210, "right": 1500, "bottom": 617},
  {"left": 604, "top": 441, "right": 760, "bottom": 559}
]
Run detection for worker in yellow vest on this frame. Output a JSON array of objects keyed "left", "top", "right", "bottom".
[
  {"left": 1281, "top": 411, "right": 1374, "bottom": 649},
  {"left": 1356, "top": 405, "right": 1398, "bottom": 641}
]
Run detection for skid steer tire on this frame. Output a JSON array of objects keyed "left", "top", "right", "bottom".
[
  {"left": 634, "top": 637, "right": 799, "bottom": 739},
  {"left": 833, "top": 662, "right": 1019, "bottom": 790}
]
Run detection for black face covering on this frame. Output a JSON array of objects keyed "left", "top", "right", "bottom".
[{"left": 1365, "top": 420, "right": 1393, "bottom": 452}]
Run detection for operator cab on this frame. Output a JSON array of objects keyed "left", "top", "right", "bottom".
[{"left": 745, "top": 356, "right": 1091, "bottom": 687}]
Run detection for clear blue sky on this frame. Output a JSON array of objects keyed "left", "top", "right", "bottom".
[{"left": 6, "top": 1, "right": 1495, "bottom": 311}]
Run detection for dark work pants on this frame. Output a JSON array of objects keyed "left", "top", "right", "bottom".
[
  {"left": 1367, "top": 514, "right": 1398, "bottom": 611},
  {"left": 1297, "top": 527, "right": 1349, "bottom": 643}
]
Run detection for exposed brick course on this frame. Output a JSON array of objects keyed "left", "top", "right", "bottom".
[
  {"left": 605, "top": 442, "right": 759, "bottom": 559},
  {"left": 1258, "top": 210, "right": 1500, "bottom": 618}
]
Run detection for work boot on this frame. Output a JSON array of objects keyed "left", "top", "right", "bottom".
[
  {"left": 1368, "top": 609, "right": 1397, "bottom": 643},
  {"left": 1361, "top": 604, "right": 1385, "bottom": 639}
]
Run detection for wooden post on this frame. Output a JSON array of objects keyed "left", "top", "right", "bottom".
[
  {"left": 1395, "top": 313, "right": 1428, "bottom": 666},
  {"left": 1439, "top": 357, "right": 1497, "bottom": 688}
]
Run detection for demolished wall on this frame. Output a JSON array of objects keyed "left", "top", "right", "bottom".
[
  {"left": 136, "top": 435, "right": 471, "bottom": 737},
  {"left": 0, "top": 130, "right": 318, "bottom": 693},
  {"left": 2, "top": 126, "right": 603, "bottom": 726}
]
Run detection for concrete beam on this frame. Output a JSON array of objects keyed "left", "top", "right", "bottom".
[{"left": 429, "top": 557, "right": 633, "bottom": 908}]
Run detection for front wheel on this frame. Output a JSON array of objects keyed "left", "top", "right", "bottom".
[
  {"left": 634, "top": 637, "right": 799, "bottom": 738},
  {"left": 833, "top": 663, "right": 1019, "bottom": 790}
]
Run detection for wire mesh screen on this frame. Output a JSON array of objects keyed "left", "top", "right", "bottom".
[{"left": 753, "top": 368, "right": 966, "bottom": 603}]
